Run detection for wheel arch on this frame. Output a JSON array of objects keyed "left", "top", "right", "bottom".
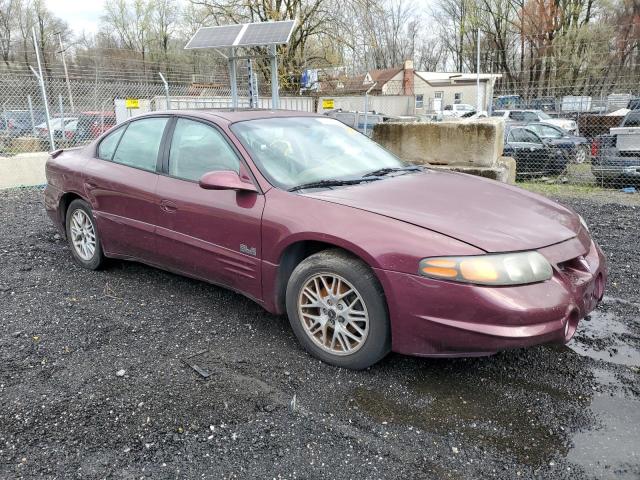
[
  {"left": 271, "top": 237, "right": 387, "bottom": 315},
  {"left": 58, "top": 191, "right": 86, "bottom": 236}
]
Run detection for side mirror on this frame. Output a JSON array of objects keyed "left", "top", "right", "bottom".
[{"left": 199, "top": 171, "right": 258, "bottom": 193}]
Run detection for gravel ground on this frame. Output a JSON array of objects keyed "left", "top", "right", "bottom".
[{"left": 0, "top": 187, "right": 638, "bottom": 480}]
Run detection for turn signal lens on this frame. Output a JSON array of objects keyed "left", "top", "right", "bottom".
[{"left": 419, "top": 252, "right": 553, "bottom": 286}]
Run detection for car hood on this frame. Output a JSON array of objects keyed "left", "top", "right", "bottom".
[{"left": 305, "top": 170, "right": 580, "bottom": 252}]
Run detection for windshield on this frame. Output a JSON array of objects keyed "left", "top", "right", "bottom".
[
  {"left": 538, "top": 111, "right": 552, "bottom": 120},
  {"left": 231, "top": 117, "right": 407, "bottom": 190}
]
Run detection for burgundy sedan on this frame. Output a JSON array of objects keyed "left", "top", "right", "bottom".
[{"left": 44, "top": 110, "right": 607, "bottom": 369}]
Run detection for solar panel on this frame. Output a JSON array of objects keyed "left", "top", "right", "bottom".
[
  {"left": 236, "top": 21, "right": 296, "bottom": 47},
  {"left": 184, "top": 25, "right": 243, "bottom": 49},
  {"left": 184, "top": 20, "right": 296, "bottom": 50}
]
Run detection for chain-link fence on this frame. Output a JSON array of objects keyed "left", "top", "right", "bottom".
[
  {"left": 0, "top": 61, "right": 313, "bottom": 157},
  {"left": 1, "top": 67, "right": 638, "bottom": 191},
  {"left": 489, "top": 81, "right": 639, "bottom": 190}
]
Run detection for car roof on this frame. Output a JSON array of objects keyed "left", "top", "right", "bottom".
[{"left": 151, "top": 108, "right": 321, "bottom": 125}]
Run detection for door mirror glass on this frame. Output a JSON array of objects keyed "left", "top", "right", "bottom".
[{"left": 199, "top": 170, "right": 257, "bottom": 192}]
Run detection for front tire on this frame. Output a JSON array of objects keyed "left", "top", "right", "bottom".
[
  {"left": 65, "top": 199, "right": 105, "bottom": 270},
  {"left": 285, "top": 249, "right": 390, "bottom": 369},
  {"left": 574, "top": 145, "right": 588, "bottom": 164}
]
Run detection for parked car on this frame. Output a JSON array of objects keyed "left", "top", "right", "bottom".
[
  {"left": 460, "top": 111, "right": 488, "bottom": 119},
  {"left": 525, "top": 122, "right": 590, "bottom": 164},
  {"left": 493, "top": 95, "right": 524, "bottom": 110},
  {"left": 63, "top": 120, "right": 78, "bottom": 141},
  {"left": 0, "top": 110, "right": 46, "bottom": 138},
  {"left": 528, "top": 97, "right": 557, "bottom": 112},
  {"left": 627, "top": 98, "right": 640, "bottom": 111},
  {"left": 441, "top": 103, "right": 475, "bottom": 118},
  {"left": 324, "top": 109, "right": 384, "bottom": 135},
  {"left": 492, "top": 109, "right": 578, "bottom": 133},
  {"left": 591, "top": 110, "right": 640, "bottom": 186},
  {"left": 503, "top": 125, "right": 567, "bottom": 178},
  {"left": 74, "top": 112, "right": 116, "bottom": 143},
  {"left": 36, "top": 117, "right": 78, "bottom": 140},
  {"left": 44, "top": 110, "right": 606, "bottom": 369}
]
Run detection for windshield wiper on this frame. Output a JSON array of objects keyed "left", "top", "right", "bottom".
[
  {"left": 287, "top": 177, "right": 381, "bottom": 192},
  {"left": 362, "top": 166, "right": 423, "bottom": 177}
]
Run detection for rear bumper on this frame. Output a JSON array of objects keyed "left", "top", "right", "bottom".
[
  {"left": 376, "top": 235, "right": 606, "bottom": 357},
  {"left": 592, "top": 160, "right": 640, "bottom": 180},
  {"left": 43, "top": 183, "right": 65, "bottom": 235}
]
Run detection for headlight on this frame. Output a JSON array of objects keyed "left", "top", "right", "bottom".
[
  {"left": 578, "top": 214, "right": 589, "bottom": 232},
  {"left": 419, "top": 252, "right": 553, "bottom": 286}
]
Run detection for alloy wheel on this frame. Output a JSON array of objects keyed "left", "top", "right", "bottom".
[
  {"left": 69, "top": 209, "right": 96, "bottom": 261},
  {"left": 297, "top": 273, "right": 369, "bottom": 356}
]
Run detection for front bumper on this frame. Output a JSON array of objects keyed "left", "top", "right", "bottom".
[{"left": 376, "top": 232, "right": 606, "bottom": 357}]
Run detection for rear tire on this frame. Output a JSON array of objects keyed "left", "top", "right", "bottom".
[
  {"left": 65, "top": 199, "right": 105, "bottom": 270},
  {"left": 285, "top": 249, "right": 390, "bottom": 369}
]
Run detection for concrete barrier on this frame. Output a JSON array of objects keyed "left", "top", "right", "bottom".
[
  {"left": 0, "top": 152, "right": 49, "bottom": 189},
  {"left": 372, "top": 118, "right": 516, "bottom": 183}
]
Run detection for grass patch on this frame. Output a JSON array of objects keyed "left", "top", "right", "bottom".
[{"left": 518, "top": 181, "right": 639, "bottom": 205}]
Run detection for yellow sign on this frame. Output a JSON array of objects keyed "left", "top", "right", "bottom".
[
  {"left": 322, "top": 99, "right": 335, "bottom": 110},
  {"left": 125, "top": 98, "right": 140, "bottom": 109}
]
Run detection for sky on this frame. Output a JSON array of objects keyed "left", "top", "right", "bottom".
[{"left": 46, "top": 0, "right": 106, "bottom": 35}]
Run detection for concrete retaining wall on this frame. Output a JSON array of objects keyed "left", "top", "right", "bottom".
[
  {"left": 0, "top": 152, "right": 48, "bottom": 189},
  {"left": 372, "top": 118, "right": 505, "bottom": 167}
]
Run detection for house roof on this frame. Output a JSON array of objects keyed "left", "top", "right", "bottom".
[
  {"left": 319, "top": 68, "right": 502, "bottom": 94},
  {"left": 320, "top": 67, "right": 403, "bottom": 93},
  {"left": 364, "top": 67, "right": 403, "bottom": 87},
  {"left": 415, "top": 72, "right": 502, "bottom": 84}
]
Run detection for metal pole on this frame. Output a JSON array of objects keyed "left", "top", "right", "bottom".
[
  {"left": 158, "top": 72, "right": 170, "bottom": 110},
  {"left": 363, "top": 82, "right": 377, "bottom": 136},
  {"left": 229, "top": 47, "right": 238, "bottom": 109},
  {"left": 27, "top": 95, "right": 36, "bottom": 136},
  {"left": 31, "top": 27, "right": 55, "bottom": 150},
  {"left": 57, "top": 32, "right": 74, "bottom": 113},
  {"left": 2, "top": 101, "right": 8, "bottom": 134},
  {"left": 270, "top": 44, "right": 279, "bottom": 110},
  {"left": 476, "top": 28, "right": 481, "bottom": 111},
  {"left": 58, "top": 94, "right": 65, "bottom": 143}
]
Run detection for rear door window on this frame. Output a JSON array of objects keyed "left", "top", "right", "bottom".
[{"left": 112, "top": 117, "right": 168, "bottom": 172}]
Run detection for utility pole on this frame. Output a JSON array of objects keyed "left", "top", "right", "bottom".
[
  {"left": 57, "top": 32, "right": 74, "bottom": 113},
  {"left": 476, "top": 28, "right": 481, "bottom": 112},
  {"left": 31, "top": 27, "right": 54, "bottom": 150}
]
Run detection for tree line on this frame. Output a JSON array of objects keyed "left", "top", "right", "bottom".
[{"left": 0, "top": 0, "right": 637, "bottom": 97}]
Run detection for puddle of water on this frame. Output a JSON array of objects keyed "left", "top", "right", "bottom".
[
  {"left": 567, "top": 368, "right": 640, "bottom": 479},
  {"left": 568, "top": 311, "right": 640, "bottom": 367},
  {"left": 353, "top": 367, "right": 574, "bottom": 467}
]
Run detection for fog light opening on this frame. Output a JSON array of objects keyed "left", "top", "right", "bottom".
[
  {"left": 594, "top": 273, "right": 605, "bottom": 301},
  {"left": 564, "top": 310, "right": 580, "bottom": 343}
]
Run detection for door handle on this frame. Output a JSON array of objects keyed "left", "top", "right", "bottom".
[{"left": 160, "top": 199, "right": 177, "bottom": 213}]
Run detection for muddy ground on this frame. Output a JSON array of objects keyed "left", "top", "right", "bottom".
[{"left": 0, "top": 187, "right": 638, "bottom": 479}]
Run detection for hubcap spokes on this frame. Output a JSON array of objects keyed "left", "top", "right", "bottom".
[
  {"left": 298, "top": 274, "right": 369, "bottom": 356},
  {"left": 70, "top": 209, "right": 96, "bottom": 261}
]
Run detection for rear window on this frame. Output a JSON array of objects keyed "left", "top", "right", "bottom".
[{"left": 623, "top": 112, "right": 640, "bottom": 127}]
